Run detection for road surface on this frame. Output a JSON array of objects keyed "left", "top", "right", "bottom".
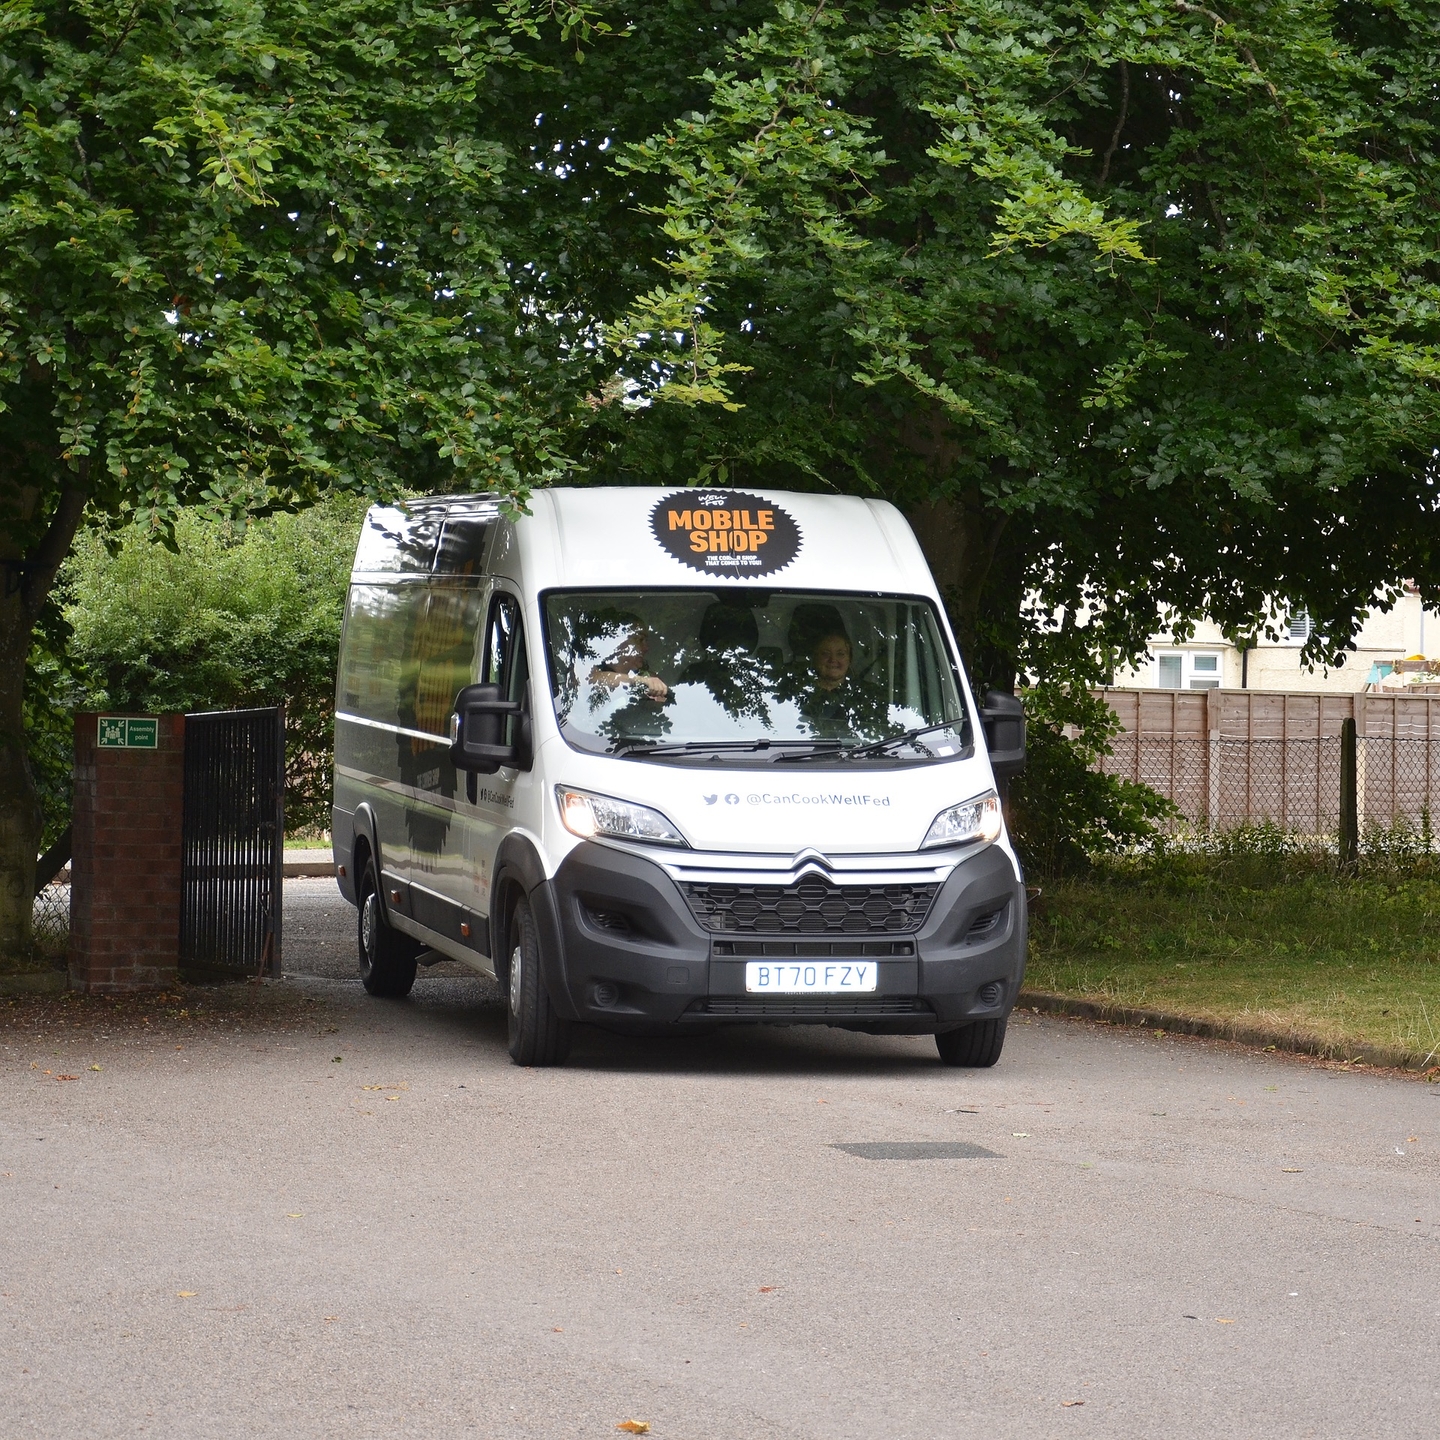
[{"left": 2, "top": 878, "right": 1436, "bottom": 1438}]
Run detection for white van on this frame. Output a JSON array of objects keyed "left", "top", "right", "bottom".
[{"left": 332, "top": 486, "right": 1026, "bottom": 1067}]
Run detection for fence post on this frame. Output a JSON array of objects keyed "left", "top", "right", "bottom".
[
  {"left": 1339, "top": 716, "right": 1359, "bottom": 874},
  {"left": 1206, "top": 686, "right": 1222, "bottom": 827}
]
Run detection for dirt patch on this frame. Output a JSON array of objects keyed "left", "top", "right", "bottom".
[{"left": 0, "top": 979, "right": 335, "bottom": 1041}]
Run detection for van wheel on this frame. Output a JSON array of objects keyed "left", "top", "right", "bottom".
[
  {"left": 357, "top": 860, "right": 418, "bottom": 998},
  {"left": 507, "top": 897, "right": 572, "bottom": 1067},
  {"left": 935, "top": 1018, "right": 1007, "bottom": 1068}
]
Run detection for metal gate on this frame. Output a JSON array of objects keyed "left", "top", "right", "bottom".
[{"left": 181, "top": 708, "right": 285, "bottom": 978}]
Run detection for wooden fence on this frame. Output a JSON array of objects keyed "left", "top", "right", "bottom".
[{"left": 1093, "top": 689, "right": 1440, "bottom": 832}]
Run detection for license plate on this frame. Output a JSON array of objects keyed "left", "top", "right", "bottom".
[{"left": 744, "top": 960, "right": 878, "bottom": 993}]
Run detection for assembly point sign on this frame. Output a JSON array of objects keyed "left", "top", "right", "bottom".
[
  {"left": 651, "top": 490, "right": 801, "bottom": 577},
  {"left": 97, "top": 717, "right": 159, "bottom": 749}
]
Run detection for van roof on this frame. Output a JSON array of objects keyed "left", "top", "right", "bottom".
[{"left": 506, "top": 487, "right": 937, "bottom": 598}]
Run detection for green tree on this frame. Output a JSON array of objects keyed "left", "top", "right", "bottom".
[
  {"left": 584, "top": 0, "right": 1440, "bottom": 688},
  {"left": 58, "top": 498, "right": 364, "bottom": 836},
  {"left": 0, "top": 0, "right": 604, "bottom": 959}
]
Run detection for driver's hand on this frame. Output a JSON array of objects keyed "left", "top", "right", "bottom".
[{"left": 639, "top": 675, "right": 669, "bottom": 701}]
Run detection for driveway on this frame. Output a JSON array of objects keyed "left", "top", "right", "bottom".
[{"left": 2, "top": 878, "right": 1437, "bottom": 1438}]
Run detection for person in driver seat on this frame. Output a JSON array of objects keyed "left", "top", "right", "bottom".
[{"left": 589, "top": 621, "right": 669, "bottom": 702}]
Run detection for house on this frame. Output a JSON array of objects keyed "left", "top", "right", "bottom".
[{"left": 1112, "top": 585, "right": 1440, "bottom": 694}]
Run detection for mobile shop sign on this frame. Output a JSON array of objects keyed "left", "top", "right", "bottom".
[
  {"left": 97, "top": 716, "right": 158, "bottom": 749},
  {"left": 651, "top": 490, "right": 801, "bottom": 576}
]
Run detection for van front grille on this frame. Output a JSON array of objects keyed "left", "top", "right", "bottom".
[{"left": 681, "top": 878, "right": 940, "bottom": 935}]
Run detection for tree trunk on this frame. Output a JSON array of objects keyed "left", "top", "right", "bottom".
[
  {"left": 0, "top": 585, "right": 41, "bottom": 967},
  {"left": 906, "top": 491, "right": 1024, "bottom": 692},
  {"left": 0, "top": 480, "right": 88, "bottom": 966}
]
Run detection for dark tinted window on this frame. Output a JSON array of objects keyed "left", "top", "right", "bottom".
[
  {"left": 338, "top": 583, "right": 483, "bottom": 734},
  {"left": 483, "top": 592, "right": 529, "bottom": 748},
  {"left": 433, "top": 505, "right": 499, "bottom": 575},
  {"left": 352, "top": 504, "right": 446, "bottom": 574}
]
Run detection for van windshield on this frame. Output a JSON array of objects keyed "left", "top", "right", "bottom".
[{"left": 542, "top": 589, "right": 971, "bottom": 762}]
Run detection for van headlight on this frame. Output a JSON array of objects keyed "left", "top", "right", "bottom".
[
  {"left": 555, "top": 786, "right": 687, "bottom": 846},
  {"left": 922, "top": 790, "right": 1003, "bottom": 849}
]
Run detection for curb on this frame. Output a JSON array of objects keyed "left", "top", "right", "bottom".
[
  {"left": 1017, "top": 990, "right": 1433, "bottom": 1073},
  {"left": 283, "top": 862, "right": 335, "bottom": 878}
]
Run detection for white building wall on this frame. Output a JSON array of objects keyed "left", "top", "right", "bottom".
[{"left": 1112, "top": 589, "right": 1440, "bottom": 694}]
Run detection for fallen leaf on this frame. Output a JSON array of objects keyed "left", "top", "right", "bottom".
[
  {"left": 324, "top": 1316, "right": 339, "bottom": 1322},
  {"left": 1062, "top": 1400, "right": 1085, "bottom": 1408},
  {"left": 287, "top": 1213, "right": 304, "bottom": 1219},
  {"left": 57, "top": 1075, "right": 78, "bottom": 1081},
  {"left": 1408, "top": 1136, "right": 1419, "bottom": 1143},
  {"left": 90, "top": 1065, "right": 102, "bottom": 1072},
  {"left": 386, "top": 1095, "right": 399, "bottom": 1102},
  {"left": 1216, "top": 1317, "right": 1235, "bottom": 1324},
  {"left": 552, "top": 1326, "right": 563, "bottom": 1333},
  {"left": 1281, "top": 1167, "right": 1302, "bottom": 1173},
  {"left": 616, "top": 1422, "right": 650, "bottom": 1434},
  {"left": 1012, "top": 1132, "right": 1030, "bottom": 1138},
  {"left": 177, "top": 1291, "right": 197, "bottom": 1299},
  {"left": 361, "top": 1085, "right": 385, "bottom": 1091},
  {"left": 758, "top": 1286, "right": 777, "bottom": 1293}
]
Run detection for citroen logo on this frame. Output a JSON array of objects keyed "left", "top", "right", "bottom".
[{"left": 791, "top": 847, "right": 832, "bottom": 877}]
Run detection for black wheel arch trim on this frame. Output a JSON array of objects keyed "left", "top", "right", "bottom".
[
  {"left": 350, "top": 804, "right": 388, "bottom": 919},
  {"left": 491, "top": 834, "right": 579, "bottom": 1021}
]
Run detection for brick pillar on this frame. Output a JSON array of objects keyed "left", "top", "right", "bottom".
[{"left": 70, "top": 714, "right": 185, "bottom": 993}]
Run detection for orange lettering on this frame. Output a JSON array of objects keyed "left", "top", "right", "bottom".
[
  {"left": 708, "top": 531, "right": 730, "bottom": 552},
  {"left": 693, "top": 510, "right": 712, "bottom": 530},
  {"left": 668, "top": 510, "right": 693, "bottom": 530},
  {"left": 712, "top": 510, "right": 732, "bottom": 530},
  {"left": 732, "top": 529, "right": 750, "bottom": 552},
  {"left": 748, "top": 529, "right": 767, "bottom": 548},
  {"left": 758, "top": 510, "right": 774, "bottom": 530},
  {"left": 690, "top": 532, "right": 708, "bottom": 554}
]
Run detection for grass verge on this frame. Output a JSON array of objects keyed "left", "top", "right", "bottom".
[{"left": 1026, "top": 858, "right": 1440, "bottom": 1067}]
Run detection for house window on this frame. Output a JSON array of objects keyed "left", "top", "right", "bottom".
[
  {"left": 1190, "top": 654, "right": 1220, "bottom": 689},
  {"left": 1156, "top": 651, "right": 1222, "bottom": 689}
]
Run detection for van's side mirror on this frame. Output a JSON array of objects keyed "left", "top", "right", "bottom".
[
  {"left": 448, "top": 683, "right": 521, "bottom": 775},
  {"left": 980, "top": 690, "right": 1026, "bottom": 779}
]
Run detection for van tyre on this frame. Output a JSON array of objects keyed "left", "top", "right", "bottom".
[
  {"left": 935, "top": 1018, "right": 1007, "bottom": 1067},
  {"left": 507, "top": 897, "right": 572, "bottom": 1067},
  {"left": 357, "top": 859, "right": 418, "bottom": 998}
]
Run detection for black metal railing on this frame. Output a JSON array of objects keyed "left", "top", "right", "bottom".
[{"left": 181, "top": 708, "right": 285, "bottom": 977}]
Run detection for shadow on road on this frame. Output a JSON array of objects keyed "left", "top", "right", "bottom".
[{"left": 290, "top": 877, "right": 950, "bottom": 1077}]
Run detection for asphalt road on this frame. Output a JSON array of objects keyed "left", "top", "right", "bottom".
[{"left": 3, "top": 878, "right": 1438, "bottom": 1439}]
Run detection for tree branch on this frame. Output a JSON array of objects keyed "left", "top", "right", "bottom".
[
  {"left": 1099, "top": 59, "right": 1130, "bottom": 185},
  {"left": 21, "top": 478, "right": 89, "bottom": 627},
  {"left": 1173, "top": 1, "right": 1280, "bottom": 104}
]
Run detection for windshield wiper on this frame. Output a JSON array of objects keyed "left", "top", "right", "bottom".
[
  {"left": 610, "top": 738, "right": 842, "bottom": 758},
  {"left": 777, "top": 721, "right": 964, "bottom": 764}
]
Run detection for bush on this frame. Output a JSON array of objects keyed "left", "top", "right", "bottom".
[
  {"left": 48, "top": 497, "right": 366, "bottom": 839},
  {"left": 1007, "top": 683, "right": 1176, "bottom": 877}
]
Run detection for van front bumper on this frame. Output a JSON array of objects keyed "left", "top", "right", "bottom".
[{"left": 534, "top": 839, "right": 1026, "bottom": 1034}]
